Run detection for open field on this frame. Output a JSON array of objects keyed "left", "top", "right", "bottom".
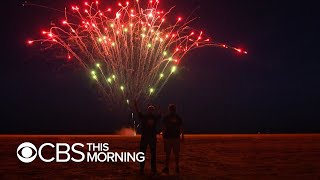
[{"left": 0, "top": 134, "right": 320, "bottom": 179}]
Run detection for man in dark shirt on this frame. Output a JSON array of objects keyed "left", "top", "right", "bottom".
[
  {"left": 162, "top": 104, "right": 184, "bottom": 174},
  {"left": 134, "top": 100, "right": 161, "bottom": 175}
]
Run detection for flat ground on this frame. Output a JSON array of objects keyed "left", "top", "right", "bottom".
[{"left": 0, "top": 134, "right": 320, "bottom": 179}]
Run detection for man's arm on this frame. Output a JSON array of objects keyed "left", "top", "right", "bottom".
[
  {"left": 179, "top": 116, "right": 184, "bottom": 142},
  {"left": 134, "top": 100, "right": 140, "bottom": 113},
  {"left": 161, "top": 116, "right": 167, "bottom": 138},
  {"left": 156, "top": 105, "right": 162, "bottom": 119},
  {"left": 180, "top": 126, "right": 184, "bottom": 142},
  {"left": 134, "top": 100, "right": 143, "bottom": 119}
]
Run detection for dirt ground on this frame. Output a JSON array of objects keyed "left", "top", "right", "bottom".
[{"left": 0, "top": 134, "right": 320, "bottom": 179}]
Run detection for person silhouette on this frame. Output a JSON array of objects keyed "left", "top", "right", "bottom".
[
  {"left": 134, "top": 100, "right": 161, "bottom": 175},
  {"left": 162, "top": 104, "right": 184, "bottom": 174}
]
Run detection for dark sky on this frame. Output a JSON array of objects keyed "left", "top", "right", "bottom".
[{"left": 1, "top": 0, "right": 319, "bottom": 134}]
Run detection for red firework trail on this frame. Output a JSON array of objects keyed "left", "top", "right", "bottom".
[{"left": 27, "top": 0, "right": 247, "bottom": 106}]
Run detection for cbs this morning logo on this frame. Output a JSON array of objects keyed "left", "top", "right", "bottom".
[{"left": 17, "top": 142, "right": 145, "bottom": 163}]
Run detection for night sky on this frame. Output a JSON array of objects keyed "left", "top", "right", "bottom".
[{"left": 1, "top": 0, "right": 319, "bottom": 134}]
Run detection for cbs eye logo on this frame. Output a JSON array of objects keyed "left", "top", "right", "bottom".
[{"left": 17, "top": 142, "right": 37, "bottom": 163}]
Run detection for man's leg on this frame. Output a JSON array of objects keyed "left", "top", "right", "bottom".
[
  {"left": 173, "top": 138, "right": 180, "bottom": 173},
  {"left": 162, "top": 139, "right": 171, "bottom": 173},
  {"left": 139, "top": 140, "right": 148, "bottom": 174},
  {"left": 150, "top": 140, "right": 157, "bottom": 173}
]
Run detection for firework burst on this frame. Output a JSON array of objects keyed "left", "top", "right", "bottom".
[{"left": 27, "top": 0, "right": 247, "bottom": 107}]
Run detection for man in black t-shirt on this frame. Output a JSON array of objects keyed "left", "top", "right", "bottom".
[
  {"left": 134, "top": 100, "right": 161, "bottom": 175},
  {"left": 162, "top": 104, "right": 184, "bottom": 174}
]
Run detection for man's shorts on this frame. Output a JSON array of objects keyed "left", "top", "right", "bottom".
[{"left": 164, "top": 138, "right": 180, "bottom": 154}]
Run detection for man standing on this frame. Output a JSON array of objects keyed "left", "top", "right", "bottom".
[
  {"left": 162, "top": 104, "right": 184, "bottom": 174},
  {"left": 134, "top": 100, "right": 161, "bottom": 175}
]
